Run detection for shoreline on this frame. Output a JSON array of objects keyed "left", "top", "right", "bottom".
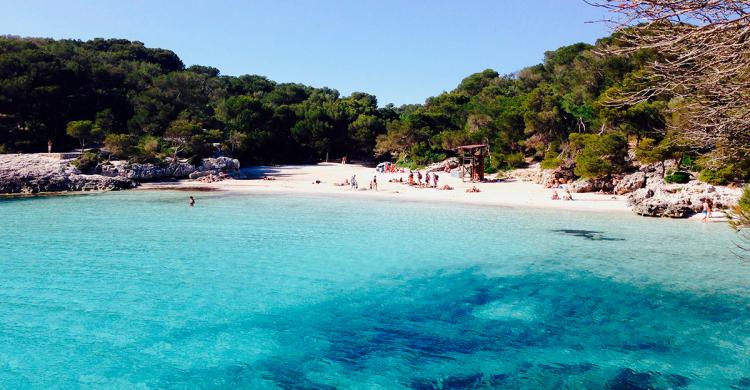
[
  {"left": 1, "top": 161, "right": 728, "bottom": 222},
  {"left": 140, "top": 164, "right": 730, "bottom": 222},
  {"left": 140, "top": 163, "right": 633, "bottom": 215}
]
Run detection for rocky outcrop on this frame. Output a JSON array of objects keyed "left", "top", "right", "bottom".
[
  {"left": 628, "top": 180, "right": 741, "bottom": 218},
  {"left": 511, "top": 162, "right": 575, "bottom": 186},
  {"left": 192, "top": 172, "right": 232, "bottom": 183},
  {"left": 101, "top": 156, "right": 240, "bottom": 182},
  {"left": 100, "top": 160, "right": 196, "bottom": 181},
  {"left": 0, "top": 154, "right": 241, "bottom": 195},
  {"left": 508, "top": 159, "right": 742, "bottom": 218},
  {"left": 199, "top": 157, "right": 240, "bottom": 173},
  {"left": 568, "top": 178, "right": 615, "bottom": 193},
  {"left": 426, "top": 157, "right": 459, "bottom": 173},
  {"left": 0, "top": 154, "right": 135, "bottom": 194},
  {"left": 613, "top": 171, "right": 646, "bottom": 195}
]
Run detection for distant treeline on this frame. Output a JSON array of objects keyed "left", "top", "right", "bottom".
[{"left": 0, "top": 35, "right": 744, "bottom": 183}]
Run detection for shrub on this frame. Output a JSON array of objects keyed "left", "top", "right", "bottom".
[
  {"left": 71, "top": 151, "right": 100, "bottom": 173},
  {"left": 729, "top": 187, "right": 750, "bottom": 230},
  {"left": 664, "top": 171, "right": 690, "bottom": 184},
  {"left": 739, "top": 186, "right": 750, "bottom": 211},
  {"left": 540, "top": 150, "right": 562, "bottom": 169},
  {"left": 699, "top": 167, "right": 735, "bottom": 185},
  {"left": 130, "top": 136, "right": 162, "bottom": 163},
  {"left": 503, "top": 152, "right": 526, "bottom": 169},
  {"left": 103, "top": 133, "right": 133, "bottom": 159},
  {"left": 680, "top": 155, "right": 699, "bottom": 171}
]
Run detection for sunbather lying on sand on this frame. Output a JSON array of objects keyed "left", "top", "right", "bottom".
[
  {"left": 439, "top": 185, "right": 454, "bottom": 190},
  {"left": 466, "top": 186, "right": 481, "bottom": 193},
  {"left": 262, "top": 176, "right": 276, "bottom": 180}
]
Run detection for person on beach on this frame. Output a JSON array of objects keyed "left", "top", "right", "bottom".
[
  {"left": 425, "top": 172, "right": 431, "bottom": 187},
  {"left": 47, "top": 139, "right": 53, "bottom": 154},
  {"left": 408, "top": 171, "right": 414, "bottom": 186},
  {"left": 189, "top": 196, "right": 195, "bottom": 207},
  {"left": 562, "top": 189, "right": 573, "bottom": 201},
  {"left": 417, "top": 171, "right": 423, "bottom": 186},
  {"left": 371, "top": 175, "right": 378, "bottom": 191},
  {"left": 552, "top": 190, "right": 560, "bottom": 200},
  {"left": 701, "top": 198, "right": 712, "bottom": 222},
  {"left": 351, "top": 175, "right": 358, "bottom": 189},
  {"left": 433, "top": 173, "right": 439, "bottom": 189}
]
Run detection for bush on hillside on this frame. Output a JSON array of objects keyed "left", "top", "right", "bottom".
[
  {"left": 570, "top": 133, "right": 628, "bottom": 179},
  {"left": 664, "top": 171, "right": 690, "bottom": 184},
  {"left": 699, "top": 167, "right": 735, "bottom": 185},
  {"left": 540, "top": 150, "right": 563, "bottom": 169},
  {"left": 71, "top": 151, "right": 100, "bottom": 173}
]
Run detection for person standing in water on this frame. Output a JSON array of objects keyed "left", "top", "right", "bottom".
[{"left": 189, "top": 196, "right": 195, "bottom": 207}]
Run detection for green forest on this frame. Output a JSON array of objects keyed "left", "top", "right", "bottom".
[{"left": 0, "top": 34, "right": 743, "bottom": 184}]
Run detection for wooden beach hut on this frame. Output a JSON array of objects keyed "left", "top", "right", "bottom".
[{"left": 455, "top": 144, "right": 489, "bottom": 182}]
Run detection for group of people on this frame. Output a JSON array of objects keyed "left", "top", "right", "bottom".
[
  {"left": 377, "top": 162, "right": 406, "bottom": 174},
  {"left": 545, "top": 178, "right": 568, "bottom": 189},
  {"left": 405, "top": 170, "right": 440, "bottom": 188},
  {"left": 551, "top": 188, "right": 574, "bottom": 201},
  {"left": 343, "top": 169, "right": 447, "bottom": 192}
]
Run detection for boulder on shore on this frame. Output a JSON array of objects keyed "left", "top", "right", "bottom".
[
  {"left": 568, "top": 178, "right": 614, "bottom": 193},
  {"left": 426, "top": 157, "right": 459, "bottom": 173},
  {"left": 613, "top": 171, "right": 646, "bottom": 195}
]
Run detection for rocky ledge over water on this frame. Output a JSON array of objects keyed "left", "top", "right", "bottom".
[
  {"left": 99, "top": 156, "right": 240, "bottom": 181},
  {"left": 0, "top": 154, "right": 241, "bottom": 194},
  {"left": 0, "top": 154, "right": 135, "bottom": 194},
  {"left": 511, "top": 162, "right": 742, "bottom": 218}
]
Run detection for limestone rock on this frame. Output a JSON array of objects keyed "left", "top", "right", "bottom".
[
  {"left": 0, "top": 154, "right": 135, "bottom": 194},
  {"left": 101, "top": 160, "right": 196, "bottom": 181},
  {"left": 426, "top": 157, "right": 459, "bottom": 173},
  {"left": 101, "top": 157, "right": 240, "bottom": 182},
  {"left": 199, "top": 157, "right": 240, "bottom": 173},
  {"left": 627, "top": 179, "right": 741, "bottom": 218},
  {"left": 567, "top": 177, "right": 614, "bottom": 193},
  {"left": 614, "top": 171, "right": 646, "bottom": 195}
]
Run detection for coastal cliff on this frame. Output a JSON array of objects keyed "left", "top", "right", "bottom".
[{"left": 0, "top": 154, "right": 240, "bottom": 195}]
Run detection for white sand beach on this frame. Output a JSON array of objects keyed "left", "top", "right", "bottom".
[{"left": 142, "top": 163, "right": 632, "bottom": 213}]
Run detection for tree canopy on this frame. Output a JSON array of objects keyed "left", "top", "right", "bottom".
[{"left": 0, "top": 34, "right": 746, "bottom": 182}]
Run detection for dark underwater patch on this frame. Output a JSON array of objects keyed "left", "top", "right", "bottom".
[
  {"left": 154, "top": 268, "right": 748, "bottom": 388},
  {"left": 552, "top": 229, "right": 625, "bottom": 241},
  {"left": 606, "top": 368, "right": 691, "bottom": 390}
]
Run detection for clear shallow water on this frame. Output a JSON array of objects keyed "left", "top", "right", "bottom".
[{"left": 0, "top": 191, "right": 749, "bottom": 389}]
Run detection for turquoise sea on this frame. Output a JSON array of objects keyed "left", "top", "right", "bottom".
[{"left": 1, "top": 190, "right": 749, "bottom": 389}]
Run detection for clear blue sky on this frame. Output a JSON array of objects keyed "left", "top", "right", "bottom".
[{"left": 0, "top": 0, "right": 611, "bottom": 106}]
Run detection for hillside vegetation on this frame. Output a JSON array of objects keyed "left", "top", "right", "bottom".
[{"left": 0, "top": 35, "right": 744, "bottom": 184}]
